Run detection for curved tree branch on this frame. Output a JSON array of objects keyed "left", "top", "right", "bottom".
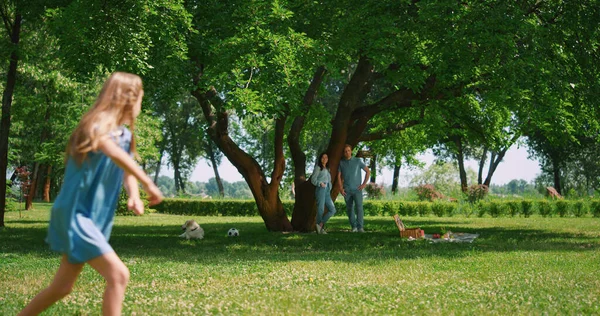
[
  {"left": 288, "top": 66, "right": 327, "bottom": 183},
  {"left": 358, "top": 119, "right": 422, "bottom": 142},
  {"left": 0, "top": 3, "right": 13, "bottom": 38}
]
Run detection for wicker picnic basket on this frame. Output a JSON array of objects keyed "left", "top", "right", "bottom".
[
  {"left": 393, "top": 214, "right": 423, "bottom": 239},
  {"left": 400, "top": 228, "right": 423, "bottom": 238}
]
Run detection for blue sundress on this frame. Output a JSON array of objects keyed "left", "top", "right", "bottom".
[{"left": 46, "top": 127, "right": 131, "bottom": 264}]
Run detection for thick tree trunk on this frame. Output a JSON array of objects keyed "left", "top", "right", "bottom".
[
  {"left": 153, "top": 146, "right": 165, "bottom": 184},
  {"left": 35, "top": 164, "right": 45, "bottom": 199},
  {"left": 25, "top": 162, "right": 40, "bottom": 210},
  {"left": 173, "top": 161, "right": 186, "bottom": 194},
  {"left": 455, "top": 137, "right": 468, "bottom": 192},
  {"left": 43, "top": 165, "right": 52, "bottom": 202},
  {"left": 193, "top": 83, "right": 292, "bottom": 231},
  {"left": 369, "top": 154, "right": 377, "bottom": 183},
  {"left": 178, "top": 176, "right": 186, "bottom": 194},
  {"left": 483, "top": 149, "right": 508, "bottom": 187},
  {"left": 477, "top": 149, "right": 487, "bottom": 185},
  {"left": 290, "top": 181, "right": 317, "bottom": 232},
  {"left": 482, "top": 134, "right": 518, "bottom": 187},
  {"left": 552, "top": 158, "right": 562, "bottom": 195},
  {"left": 288, "top": 66, "right": 327, "bottom": 231},
  {"left": 327, "top": 56, "right": 375, "bottom": 197},
  {"left": 391, "top": 164, "right": 401, "bottom": 195},
  {"left": 0, "top": 13, "right": 22, "bottom": 227}
]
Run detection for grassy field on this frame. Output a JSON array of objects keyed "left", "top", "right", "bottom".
[{"left": 1, "top": 203, "right": 600, "bottom": 315}]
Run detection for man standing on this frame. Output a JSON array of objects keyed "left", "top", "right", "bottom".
[{"left": 337, "top": 144, "right": 370, "bottom": 232}]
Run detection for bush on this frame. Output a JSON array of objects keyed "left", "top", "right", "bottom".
[
  {"left": 488, "top": 201, "right": 505, "bottom": 218},
  {"left": 477, "top": 202, "right": 488, "bottom": 217},
  {"left": 383, "top": 202, "right": 396, "bottom": 216},
  {"left": 457, "top": 202, "right": 476, "bottom": 217},
  {"left": 365, "top": 183, "right": 385, "bottom": 199},
  {"left": 573, "top": 201, "right": 587, "bottom": 217},
  {"left": 413, "top": 184, "right": 442, "bottom": 202},
  {"left": 537, "top": 200, "right": 553, "bottom": 217},
  {"left": 431, "top": 202, "right": 445, "bottom": 217},
  {"left": 417, "top": 202, "right": 431, "bottom": 216},
  {"left": 4, "top": 197, "right": 19, "bottom": 212},
  {"left": 466, "top": 184, "right": 489, "bottom": 204},
  {"left": 150, "top": 198, "right": 600, "bottom": 219},
  {"left": 152, "top": 198, "right": 263, "bottom": 217},
  {"left": 116, "top": 189, "right": 150, "bottom": 216},
  {"left": 431, "top": 202, "right": 455, "bottom": 217},
  {"left": 555, "top": 200, "right": 570, "bottom": 217},
  {"left": 521, "top": 200, "right": 533, "bottom": 217},
  {"left": 364, "top": 201, "right": 384, "bottom": 216},
  {"left": 506, "top": 201, "right": 520, "bottom": 217},
  {"left": 590, "top": 201, "right": 600, "bottom": 217},
  {"left": 400, "top": 202, "right": 419, "bottom": 216},
  {"left": 443, "top": 203, "right": 456, "bottom": 217}
]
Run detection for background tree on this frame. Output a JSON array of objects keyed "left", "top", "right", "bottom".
[
  {"left": 410, "top": 161, "right": 476, "bottom": 199},
  {"left": 202, "top": 137, "right": 225, "bottom": 197},
  {"left": 159, "top": 94, "right": 204, "bottom": 194},
  {"left": 0, "top": 0, "right": 81, "bottom": 225},
  {"left": 0, "top": 0, "right": 192, "bottom": 226},
  {"left": 522, "top": 1, "right": 600, "bottom": 194},
  {"left": 366, "top": 126, "right": 428, "bottom": 195}
]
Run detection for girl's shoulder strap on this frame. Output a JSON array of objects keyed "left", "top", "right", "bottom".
[{"left": 120, "top": 126, "right": 132, "bottom": 139}]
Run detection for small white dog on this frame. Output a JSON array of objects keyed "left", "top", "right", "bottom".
[{"left": 179, "top": 219, "right": 204, "bottom": 239}]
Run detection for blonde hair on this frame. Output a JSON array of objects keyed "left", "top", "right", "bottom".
[{"left": 67, "top": 72, "right": 143, "bottom": 164}]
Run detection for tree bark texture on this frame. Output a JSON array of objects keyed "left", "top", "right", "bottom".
[
  {"left": 290, "top": 181, "right": 317, "bottom": 232},
  {"left": 454, "top": 137, "right": 468, "bottom": 192},
  {"left": 392, "top": 164, "right": 401, "bottom": 195},
  {"left": 193, "top": 81, "right": 292, "bottom": 231},
  {"left": 477, "top": 149, "right": 487, "bottom": 185},
  {"left": 289, "top": 66, "right": 327, "bottom": 231},
  {"left": 0, "top": 13, "right": 22, "bottom": 227},
  {"left": 290, "top": 59, "right": 431, "bottom": 230},
  {"left": 153, "top": 145, "right": 165, "bottom": 184},
  {"left": 552, "top": 158, "right": 562, "bottom": 195},
  {"left": 483, "top": 149, "right": 508, "bottom": 187},
  {"left": 369, "top": 154, "right": 377, "bottom": 183},
  {"left": 43, "top": 165, "right": 52, "bottom": 202},
  {"left": 25, "top": 162, "right": 39, "bottom": 210}
]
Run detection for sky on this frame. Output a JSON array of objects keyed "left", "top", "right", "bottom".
[{"left": 161, "top": 145, "right": 542, "bottom": 187}]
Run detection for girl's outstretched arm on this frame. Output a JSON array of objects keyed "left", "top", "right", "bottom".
[
  {"left": 124, "top": 172, "right": 144, "bottom": 215},
  {"left": 98, "top": 137, "right": 163, "bottom": 206}
]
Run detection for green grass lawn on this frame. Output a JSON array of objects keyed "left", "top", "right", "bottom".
[{"left": 1, "top": 203, "right": 600, "bottom": 315}]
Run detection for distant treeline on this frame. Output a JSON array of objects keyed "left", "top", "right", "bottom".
[
  {"left": 157, "top": 175, "right": 550, "bottom": 201},
  {"left": 156, "top": 176, "right": 253, "bottom": 199}
]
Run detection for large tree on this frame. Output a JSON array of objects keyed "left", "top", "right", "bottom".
[
  {"left": 188, "top": 0, "right": 581, "bottom": 231},
  {"left": 523, "top": 1, "right": 600, "bottom": 194},
  {"left": 0, "top": 0, "right": 192, "bottom": 226},
  {"left": 0, "top": 0, "right": 74, "bottom": 226}
]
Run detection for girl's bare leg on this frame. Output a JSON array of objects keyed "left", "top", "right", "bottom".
[
  {"left": 18, "top": 255, "right": 84, "bottom": 316},
  {"left": 87, "top": 252, "right": 130, "bottom": 316}
]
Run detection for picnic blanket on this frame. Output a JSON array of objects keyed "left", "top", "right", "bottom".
[{"left": 420, "top": 231, "right": 479, "bottom": 243}]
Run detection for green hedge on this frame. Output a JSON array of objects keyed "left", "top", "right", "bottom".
[{"left": 153, "top": 198, "right": 600, "bottom": 218}]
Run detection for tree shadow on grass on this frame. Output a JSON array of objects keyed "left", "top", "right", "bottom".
[
  {"left": 2, "top": 217, "right": 598, "bottom": 265},
  {"left": 3, "top": 220, "right": 49, "bottom": 225}
]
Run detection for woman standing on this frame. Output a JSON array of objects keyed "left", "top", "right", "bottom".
[{"left": 311, "top": 153, "right": 337, "bottom": 234}]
